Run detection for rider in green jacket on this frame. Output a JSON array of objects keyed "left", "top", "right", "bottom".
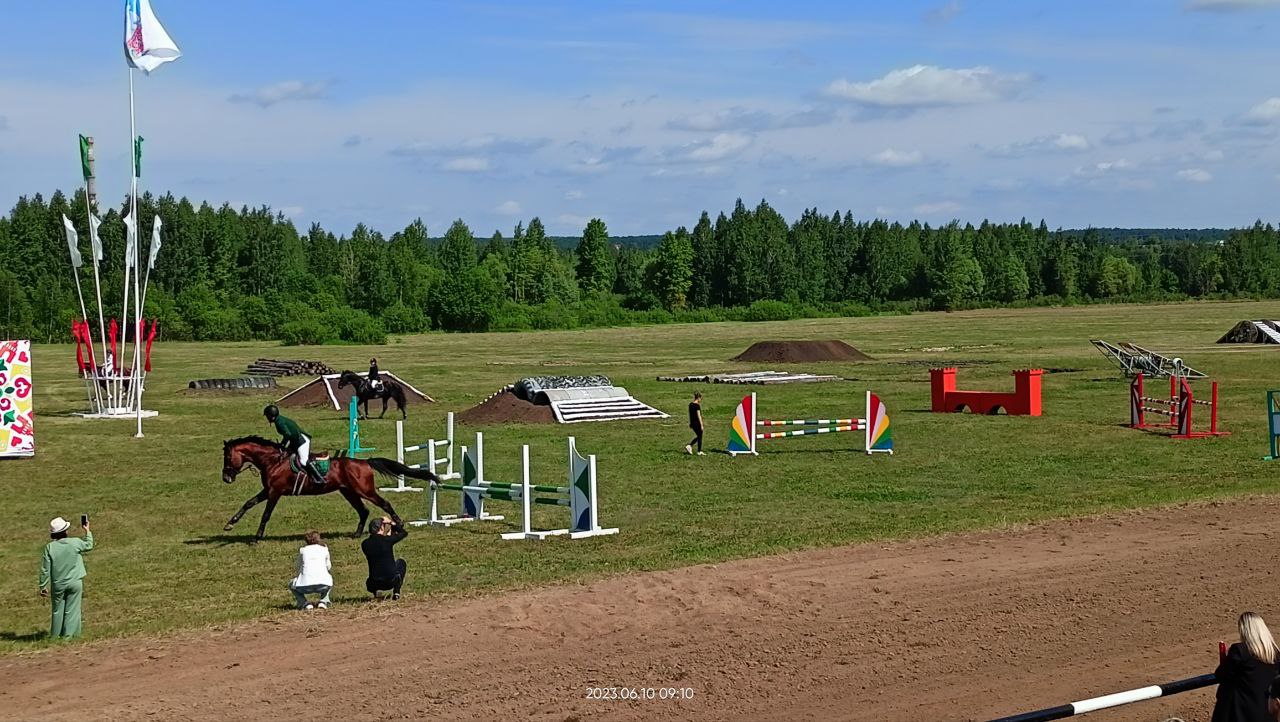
[{"left": 264, "top": 405, "right": 326, "bottom": 485}]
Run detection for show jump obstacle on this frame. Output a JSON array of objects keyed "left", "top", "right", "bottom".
[
  {"left": 1267, "top": 390, "right": 1280, "bottom": 461},
  {"left": 930, "top": 368, "right": 1042, "bottom": 416},
  {"left": 727, "top": 391, "right": 893, "bottom": 456},
  {"left": 345, "top": 396, "right": 374, "bottom": 458},
  {"left": 414, "top": 432, "right": 619, "bottom": 540},
  {"left": 1129, "top": 372, "right": 1227, "bottom": 439},
  {"left": 387, "top": 413, "right": 460, "bottom": 493}
]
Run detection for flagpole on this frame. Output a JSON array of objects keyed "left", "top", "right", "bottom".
[
  {"left": 66, "top": 222, "right": 103, "bottom": 413},
  {"left": 129, "top": 68, "right": 145, "bottom": 438},
  {"left": 83, "top": 137, "right": 111, "bottom": 413},
  {"left": 86, "top": 208, "right": 111, "bottom": 411}
]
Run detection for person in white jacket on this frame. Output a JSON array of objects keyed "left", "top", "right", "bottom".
[{"left": 289, "top": 530, "right": 333, "bottom": 610}]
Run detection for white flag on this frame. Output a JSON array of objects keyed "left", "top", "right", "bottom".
[
  {"left": 123, "top": 212, "right": 137, "bottom": 269},
  {"left": 63, "top": 215, "right": 83, "bottom": 268},
  {"left": 124, "top": 0, "right": 182, "bottom": 74},
  {"left": 89, "top": 213, "right": 104, "bottom": 262},
  {"left": 148, "top": 216, "right": 163, "bottom": 270}
]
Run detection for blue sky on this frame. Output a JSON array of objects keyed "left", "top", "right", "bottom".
[{"left": 5, "top": 0, "right": 1280, "bottom": 236}]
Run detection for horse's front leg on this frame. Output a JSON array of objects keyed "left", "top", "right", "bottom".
[
  {"left": 253, "top": 492, "right": 282, "bottom": 543},
  {"left": 379, "top": 395, "right": 389, "bottom": 419},
  {"left": 225, "top": 489, "right": 268, "bottom": 531}
]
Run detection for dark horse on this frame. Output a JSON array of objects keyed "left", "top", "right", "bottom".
[
  {"left": 221, "top": 436, "right": 437, "bottom": 542},
  {"left": 338, "top": 370, "right": 408, "bottom": 420}
]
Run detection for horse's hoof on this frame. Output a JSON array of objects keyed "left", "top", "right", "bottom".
[
  {"left": 223, "top": 524, "right": 234, "bottom": 532},
  {"left": 248, "top": 539, "right": 260, "bottom": 546}
]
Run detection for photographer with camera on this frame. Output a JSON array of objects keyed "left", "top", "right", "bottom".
[{"left": 38, "top": 515, "right": 94, "bottom": 639}]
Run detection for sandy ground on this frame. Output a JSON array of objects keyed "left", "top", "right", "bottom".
[{"left": 4, "top": 498, "right": 1278, "bottom": 722}]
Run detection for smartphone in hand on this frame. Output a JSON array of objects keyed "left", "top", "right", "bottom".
[{"left": 81, "top": 514, "right": 89, "bottom": 527}]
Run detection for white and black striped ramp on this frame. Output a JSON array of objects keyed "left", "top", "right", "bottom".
[
  {"left": 540, "top": 386, "right": 669, "bottom": 424},
  {"left": 988, "top": 673, "right": 1215, "bottom": 722}
]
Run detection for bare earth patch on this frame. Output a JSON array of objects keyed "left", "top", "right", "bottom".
[{"left": 4, "top": 498, "right": 1273, "bottom": 722}]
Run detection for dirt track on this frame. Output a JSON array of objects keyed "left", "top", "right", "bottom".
[{"left": 4, "top": 498, "right": 1278, "bottom": 722}]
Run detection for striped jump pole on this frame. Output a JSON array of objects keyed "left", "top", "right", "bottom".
[
  {"left": 987, "top": 672, "right": 1215, "bottom": 722},
  {"left": 727, "top": 391, "right": 893, "bottom": 456},
  {"left": 389, "top": 412, "right": 458, "bottom": 493}
]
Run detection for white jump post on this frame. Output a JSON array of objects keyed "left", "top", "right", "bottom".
[{"left": 388, "top": 412, "right": 457, "bottom": 493}]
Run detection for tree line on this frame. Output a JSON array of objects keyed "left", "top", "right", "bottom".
[{"left": 2, "top": 191, "right": 1278, "bottom": 344}]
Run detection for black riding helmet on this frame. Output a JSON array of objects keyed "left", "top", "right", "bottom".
[{"left": 263, "top": 404, "right": 279, "bottom": 421}]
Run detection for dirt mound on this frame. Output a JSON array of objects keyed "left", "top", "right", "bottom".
[
  {"left": 456, "top": 389, "right": 556, "bottom": 425},
  {"left": 733, "top": 340, "right": 872, "bottom": 363}
]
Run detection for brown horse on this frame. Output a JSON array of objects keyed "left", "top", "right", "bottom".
[{"left": 221, "top": 436, "right": 437, "bottom": 542}]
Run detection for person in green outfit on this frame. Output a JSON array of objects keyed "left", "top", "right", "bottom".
[
  {"left": 38, "top": 516, "right": 94, "bottom": 639},
  {"left": 263, "top": 404, "right": 326, "bottom": 485}
]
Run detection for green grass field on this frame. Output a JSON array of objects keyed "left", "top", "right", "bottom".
[{"left": 3, "top": 301, "right": 1278, "bottom": 652}]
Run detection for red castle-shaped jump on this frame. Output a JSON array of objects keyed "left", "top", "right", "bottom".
[{"left": 929, "top": 368, "right": 1043, "bottom": 416}]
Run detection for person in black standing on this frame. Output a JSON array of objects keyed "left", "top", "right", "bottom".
[
  {"left": 360, "top": 516, "right": 407, "bottom": 601},
  {"left": 1213, "top": 611, "right": 1280, "bottom": 722},
  {"left": 685, "top": 392, "right": 705, "bottom": 456}
]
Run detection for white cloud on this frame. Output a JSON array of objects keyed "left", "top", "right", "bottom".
[
  {"left": 278, "top": 206, "right": 305, "bottom": 217},
  {"left": 392, "top": 135, "right": 548, "bottom": 158},
  {"left": 1186, "top": 0, "right": 1280, "bottom": 11},
  {"left": 495, "top": 200, "right": 523, "bottom": 215},
  {"left": 913, "top": 200, "right": 962, "bottom": 215},
  {"left": 228, "top": 80, "right": 330, "bottom": 108},
  {"left": 989, "top": 133, "right": 1090, "bottom": 157},
  {"left": 822, "top": 65, "right": 1032, "bottom": 108},
  {"left": 441, "top": 157, "right": 491, "bottom": 173},
  {"left": 564, "top": 190, "right": 584, "bottom": 200},
  {"left": 924, "top": 1, "right": 963, "bottom": 24},
  {"left": 666, "top": 106, "right": 833, "bottom": 132},
  {"left": 1073, "top": 159, "right": 1134, "bottom": 177},
  {"left": 868, "top": 148, "right": 925, "bottom": 167},
  {"left": 684, "top": 132, "right": 753, "bottom": 162},
  {"left": 1175, "top": 168, "right": 1213, "bottom": 182},
  {"left": 1243, "top": 98, "right": 1280, "bottom": 125}
]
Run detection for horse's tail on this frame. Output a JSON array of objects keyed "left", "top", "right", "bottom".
[{"left": 365, "top": 457, "right": 439, "bottom": 484}]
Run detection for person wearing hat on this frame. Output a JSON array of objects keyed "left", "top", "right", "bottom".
[
  {"left": 263, "top": 404, "right": 326, "bottom": 485},
  {"left": 38, "top": 516, "right": 94, "bottom": 639},
  {"left": 368, "top": 357, "right": 383, "bottom": 393}
]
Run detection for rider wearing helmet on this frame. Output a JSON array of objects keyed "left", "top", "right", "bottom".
[
  {"left": 368, "top": 357, "right": 383, "bottom": 393},
  {"left": 263, "top": 405, "right": 326, "bottom": 486}
]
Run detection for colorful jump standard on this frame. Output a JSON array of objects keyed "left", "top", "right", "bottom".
[
  {"left": 727, "top": 391, "right": 893, "bottom": 456},
  {"left": 1129, "top": 372, "right": 1228, "bottom": 439},
  {"left": 1265, "top": 390, "right": 1280, "bottom": 460}
]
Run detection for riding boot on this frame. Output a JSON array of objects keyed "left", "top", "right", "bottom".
[{"left": 305, "top": 462, "right": 327, "bottom": 486}]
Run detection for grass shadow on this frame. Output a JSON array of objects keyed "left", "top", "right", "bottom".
[
  {"left": 0, "top": 631, "right": 48, "bottom": 642},
  {"left": 183, "top": 531, "right": 357, "bottom": 547}
]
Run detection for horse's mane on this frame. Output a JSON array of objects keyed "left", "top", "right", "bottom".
[{"left": 225, "top": 435, "right": 285, "bottom": 450}]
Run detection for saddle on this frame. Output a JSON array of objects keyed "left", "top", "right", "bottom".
[
  {"left": 369, "top": 379, "right": 384, "bottom": 393},
  {"left": 290, "top": 455, "right": 332, "bottom": 476}
]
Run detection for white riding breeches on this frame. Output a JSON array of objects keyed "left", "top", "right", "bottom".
[{"left": 296, "top": 436, "right": 311, "bottom": 465}]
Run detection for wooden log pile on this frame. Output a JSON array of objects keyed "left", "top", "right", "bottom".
[{"left": 244, "top": 358, "right": 336, "bottom": 377}]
